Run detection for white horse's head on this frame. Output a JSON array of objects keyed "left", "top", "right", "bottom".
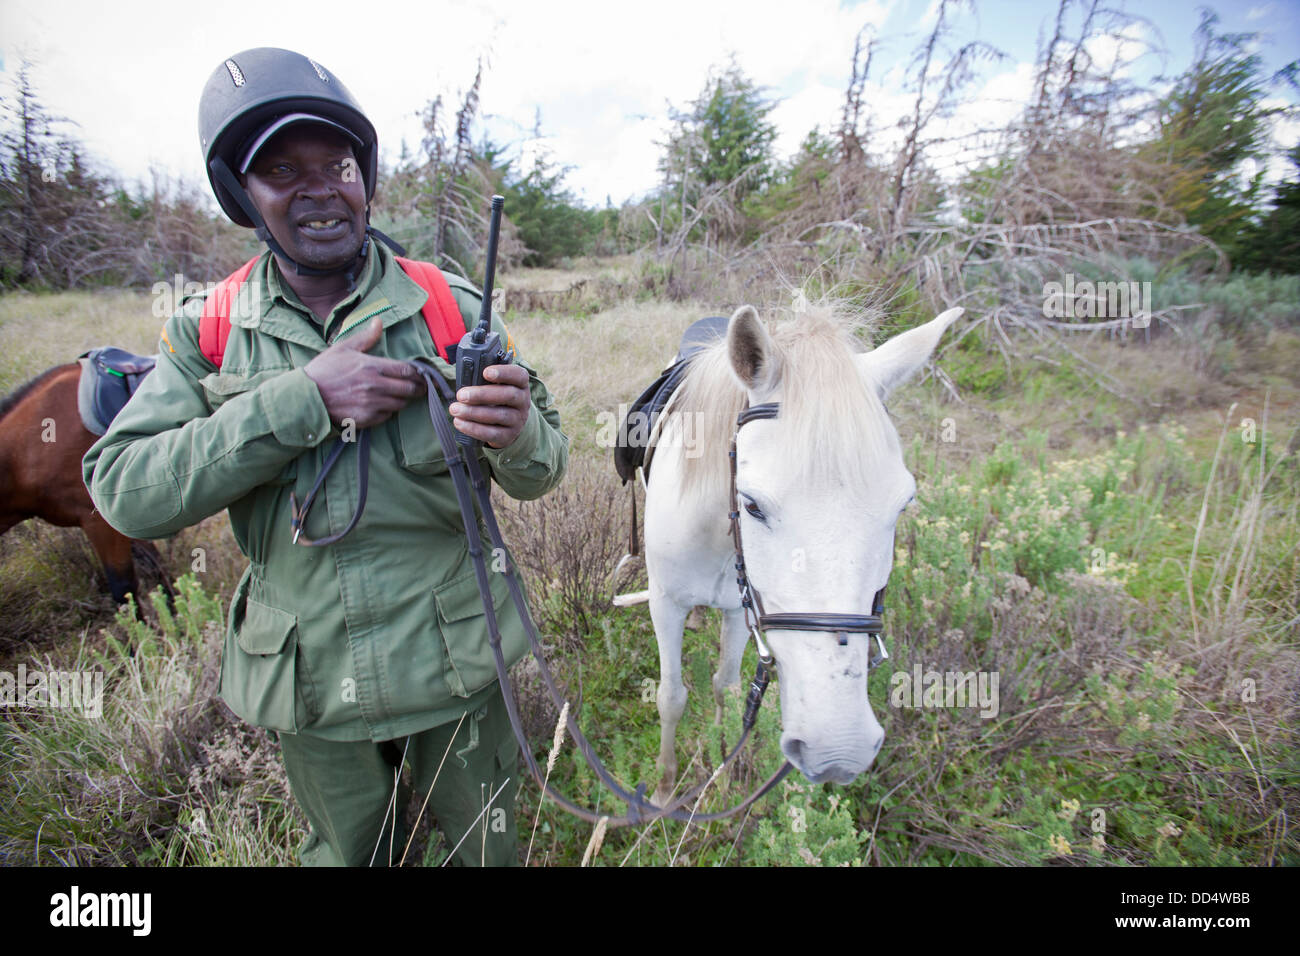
[{"left": 722, "top": 303, "right": 963, "bottom": 784}]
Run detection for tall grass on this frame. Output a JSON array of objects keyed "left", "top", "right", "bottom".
[
  {"left": 0, "top": 274, "right": 1296, "bottom": 865},
  {"left": 520, "top": 408, "right": 1296, "bottom": 866},
  {"left": 0, "top": 578, "right": 301, "bottom": 866}
]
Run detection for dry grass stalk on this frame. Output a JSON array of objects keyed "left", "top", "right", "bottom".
[
  {"left": 547, "top": 700, "right": 570, "bottom": 776},
  {"left": 580, "top": 815, "right": 609, "bottom": 867},
  {"left": 441, "top": 777, "right": 510, "bottom": 867},
  {"left": 525, "top": 699, "right": 570, "bottom": 866},
  {"left": 398, "top": 711, "right": 467, "bottom": 867}
]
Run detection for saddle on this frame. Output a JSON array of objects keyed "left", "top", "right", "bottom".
[
  {"left": 77, "top": 347, "right": 157, "bottom": 436},
  {"left": 614, "top": 315, "right": 728, "bottom": 484}
]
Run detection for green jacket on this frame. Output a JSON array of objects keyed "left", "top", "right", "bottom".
[{"left": 84, "top": 244, "right": 568, "bottom": 741}]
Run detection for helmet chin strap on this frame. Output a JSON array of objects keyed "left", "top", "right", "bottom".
[{"left": 210, "top": 155, "right": 407, "bottom": 291}]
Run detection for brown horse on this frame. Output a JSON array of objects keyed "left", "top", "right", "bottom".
[{"left": 0, "top": 362, "right": 163, "bottom": 608}]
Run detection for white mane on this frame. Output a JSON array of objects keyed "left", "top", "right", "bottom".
[{"left": 663, "top": 305, "right": 896, "bottom": 504}]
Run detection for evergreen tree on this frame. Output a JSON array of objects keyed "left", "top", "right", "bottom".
[
  {"left": 0, "top": 60, "right": 70, "bottom": 285},
  {"left": 501, "top": 148, "right": 591, "bottom": 267},
  {"left": 1147, "top": 11, "right": 1291, "bottom": 262},
  {"left": 0, "top": 60, "right": 136, "bottom": 287},
  {"left": 1236, "top": 145, "right": 1300, "bottom": 274},
  {"left": 659, "top": 61, "right": 778, "bottom": 242}
]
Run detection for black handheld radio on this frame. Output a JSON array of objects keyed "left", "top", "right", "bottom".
[{"left": 454, "top": 194, "right": 513, "bottom": 447}]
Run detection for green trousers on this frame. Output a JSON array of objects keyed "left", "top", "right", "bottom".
[{"left": 278, "top": 688, "right": 520, "bottom": 867}]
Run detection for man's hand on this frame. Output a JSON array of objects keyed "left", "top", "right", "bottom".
[
  {"left": 449, "top": 363, "right": 532, "bottom": 449},
  {"left": 303, "top": 317, "right": 425, "bottom": 429}
]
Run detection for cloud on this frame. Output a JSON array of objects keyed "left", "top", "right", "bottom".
[
  {"left": 6, "top": 0, "right": 1289, "bottom": 212},
  {"left": 1085, "top": 20, "right": 1150, "bottom": 80},
  {"left": 464, "top": 0, "right": 893, "bottom": 202},
  {"left": 2, "top": 0, "right": 902, "bottom": 206}
]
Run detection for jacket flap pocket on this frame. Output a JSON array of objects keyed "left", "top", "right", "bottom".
[
  {"left": 433, "top": 568, "right": 516, "bottom": 699},
  {"left": 237, "top": 597, "right": 297, "bottom": 655},
  {"left": 200, "top": 369, "right": 286, "bottom": 410},
  {"left": 434, "top": 570, "right": 491, "bottom": 624},
  {"left": 200, "top": 372, "right": 256, "bottom": 398}
]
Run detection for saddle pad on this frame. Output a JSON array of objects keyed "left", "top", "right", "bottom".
[
  {"left": 614, "top": 316, "right": 728, "bottom": 484},
  {"left": 77, "top": 347, "right": 157, "bottom": 436}
]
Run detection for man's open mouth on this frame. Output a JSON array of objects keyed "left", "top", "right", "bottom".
[{"left": 297, "top": 217, "right": 348, "bottom": 238}]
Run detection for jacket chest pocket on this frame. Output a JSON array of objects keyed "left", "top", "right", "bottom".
[{"left": 396, "top": 397, "right": 450, "bottom": 475}]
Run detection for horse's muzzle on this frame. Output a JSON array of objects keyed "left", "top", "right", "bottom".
[{"left": 781, "top": 727, "right": 884, "bottom": 785}]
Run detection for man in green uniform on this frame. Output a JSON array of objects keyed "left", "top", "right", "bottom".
[{"left": 83, "top": 48, "right": 568, "bottom": 866}]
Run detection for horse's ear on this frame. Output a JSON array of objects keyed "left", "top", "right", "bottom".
[
  {"left": 859, "top": 307, "right": 963, "bottom": 400},
  {"left": 728, "top": 305, "right": 778, "bottom": 396}
]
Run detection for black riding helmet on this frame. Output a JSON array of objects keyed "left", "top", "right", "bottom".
[{"left": 199, "top": 48, "right": 402, "bottom": 279}]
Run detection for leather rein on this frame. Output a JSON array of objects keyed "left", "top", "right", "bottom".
[{"left": 286, "top": 370, "right": 892, "bottom": 827}]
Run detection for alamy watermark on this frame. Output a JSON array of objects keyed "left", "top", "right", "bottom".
[
  {"left": 49, "top": 886, "right": 150, "bottom": 936},
  {"left": 152, "top": 272, "right": 263, "bottom": 320},
  {"left": 1042, "top": 274, "right": 1151, "bottom": 328},
  {"left": 0, "top": 664, "right": 104, "bottom": 718},
  {"left": 890, "top": 664, "right": 999, "bottom": 718},
  {"left": 594, "top": 406, "right": 706, "bottom": 459}
]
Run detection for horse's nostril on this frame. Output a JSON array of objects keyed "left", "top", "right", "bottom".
[{"left": 783, "top": 737, "right": 806, "bottom": 765}]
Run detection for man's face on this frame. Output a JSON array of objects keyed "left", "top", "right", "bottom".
[{"left": 241, "top": 125, "right": 367, "bottom": 271}]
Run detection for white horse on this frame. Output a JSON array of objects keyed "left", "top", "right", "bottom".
[{"left": 644, "top": 302, "right": 962, "bottom": 801}]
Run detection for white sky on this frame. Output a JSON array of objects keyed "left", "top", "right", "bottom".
[{"left": 2, "top": 0, "right": 1297, "bottom": 208}]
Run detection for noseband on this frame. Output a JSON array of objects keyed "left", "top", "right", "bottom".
[{"left": 728, "top": 402, "right": 890, "bottom": 670}]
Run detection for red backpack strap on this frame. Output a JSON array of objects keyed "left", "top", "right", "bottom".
[
  {"left": 197, "top": 255, "right": 467, "bottom": 368},
  {"left": 394, "top": 256, "right": 467, "bottom": 362},
  {"left": 198, "top": 256, "right": 260, "bottom": 368}
]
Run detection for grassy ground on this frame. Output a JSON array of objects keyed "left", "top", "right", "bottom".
[{"left": 0, "top": 270, "right": 1296, "bottom": 866}]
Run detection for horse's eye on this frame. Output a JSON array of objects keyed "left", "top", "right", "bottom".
[{"left": 744, "top": 500, "right": 766, "bottom": 522}]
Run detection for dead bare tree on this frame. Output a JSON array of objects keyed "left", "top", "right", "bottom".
[
  {"left": 838, "top": 25, "right": 875, "bottom": 169},
  {"left": 372, "top": 59, "right": 524, "bottom": 280},
  {"left": 646, "top": 0, "right": 1222, "bottom": 389}
]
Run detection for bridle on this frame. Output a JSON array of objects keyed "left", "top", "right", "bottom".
[{"left": 728, "top": 402, "right": 890, "bottom": 671}]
